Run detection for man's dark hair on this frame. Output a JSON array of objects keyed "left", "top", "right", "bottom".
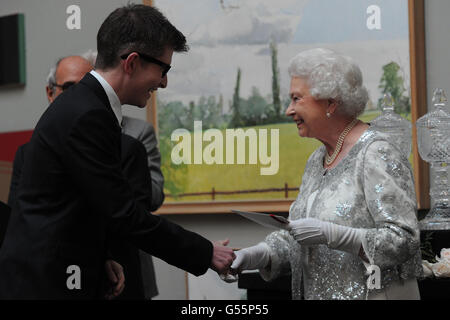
[{"left": 95, "top": 4, "right": 188, "bottom": 70}]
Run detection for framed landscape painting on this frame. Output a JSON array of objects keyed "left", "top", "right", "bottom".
[{"left": 150, "top": 0, "right": 428, "bottom": 213}]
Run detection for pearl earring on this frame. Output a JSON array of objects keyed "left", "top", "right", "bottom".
[{"left": 326, "top": 112, "right": 331, "bottom": 118}]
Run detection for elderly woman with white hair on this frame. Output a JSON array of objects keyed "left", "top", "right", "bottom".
[{"left": 226, "top": 48, "right": 422, "bottom": 300}]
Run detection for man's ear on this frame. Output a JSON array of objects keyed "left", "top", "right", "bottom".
[
  {"left": 46, "top": 86, "right": 54, "bottom": 103},
  {"left": 122, "top": 52, "right": 139, "bottom": 75}
]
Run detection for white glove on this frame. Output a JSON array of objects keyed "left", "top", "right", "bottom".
[
  {"left": 287, "top": 218, "right": 363, "bottom": 255},
  {"left": 230, "top": 242, "right": 271, "bottom": 272}
]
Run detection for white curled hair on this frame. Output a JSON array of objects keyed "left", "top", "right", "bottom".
[{"left": 288, "top": 48, "right": 369, "bottom": 118}]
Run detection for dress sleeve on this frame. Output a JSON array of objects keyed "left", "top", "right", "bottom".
[
  {"left": 259, "top": 230, "right": 295, "bottom": 281},
  {"left": 361, "top": 140, "right": 420, "bottom": 270}
]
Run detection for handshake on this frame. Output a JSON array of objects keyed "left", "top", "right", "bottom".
[{"left": 215, "top": 218, "right": 364, "bottom": 283}]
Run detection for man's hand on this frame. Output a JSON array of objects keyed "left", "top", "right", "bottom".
[
  {"left": 210, "top": 239, "right": 236, "bottom": 274},
  {"left": 104, "top": 259, "right": 125, "bottom": 300}
]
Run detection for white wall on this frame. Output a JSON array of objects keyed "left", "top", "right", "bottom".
[
  {"left": 0, "top": 0, "right": 145, "bottom": 134},
  {"left": 425, "top": 1, "right": 450, "bottom": 103},
  {"left": 424, "top": 1, "right": 450, "bottom": 208}
]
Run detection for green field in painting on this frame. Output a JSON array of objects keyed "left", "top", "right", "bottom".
[{"left": 163, "top": 111, "right": 384, "bottom": 202}]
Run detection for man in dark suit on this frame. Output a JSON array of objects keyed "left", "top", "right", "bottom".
[
  {"left": 10, "top": 53, "right": 162, "bottom": 300},
  {"left": 0, "top": 4, "right": 235, "bottom": 299},
  {"left": 82, "top": 50, "right": 166, "bottom": 299}
]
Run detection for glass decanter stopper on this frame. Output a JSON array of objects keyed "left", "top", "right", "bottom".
[
  {"left": 370, "top": 93, "right": 412, "bottom": 158},
  {"left": 416, "top": 88, "right": 450, "bottom": 230}
]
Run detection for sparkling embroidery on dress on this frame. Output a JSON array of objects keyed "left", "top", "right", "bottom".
[
  {"left": 371, "top": 198, "right": 395, "bottom": 221},
  {"left": 375, "top": 184, "right": 384, "bottom": 193},
  {"left": 335, "top": 202, "right": 352, "bottom": 219},
  {"left": 378, "top": 146, "right": 388, "bottom": 161},
  {"left": 387, "top": 161, "right": 404, "bottom": 177}
]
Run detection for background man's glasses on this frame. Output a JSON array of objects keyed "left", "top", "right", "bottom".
[
  {"left": 54, "top": 81, "right": 76, "bottom": 91},
  {"left": 120, "top": 52, "right": 171, "bottom": 78}
]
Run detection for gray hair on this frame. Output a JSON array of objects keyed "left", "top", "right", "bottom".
[
  {"left": 288, "top": 48, "right": 369, "bottom": 118},
  {"left": 81, "top": 49, "right": 97, "bottom": 67},
  {"left": 46, "top": 50, "right": 97, "bottom": 89},
  {"left": 46, "top": 58, "right": 62, "bottom": 90}
]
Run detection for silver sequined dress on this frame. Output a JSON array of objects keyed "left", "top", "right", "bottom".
[{"left": 260, "top": 129, "right": 423, "bottom": 300}]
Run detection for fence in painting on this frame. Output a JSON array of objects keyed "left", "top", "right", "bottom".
[{"left": 166, "top": 183, "right": 298, "bottom": 200}]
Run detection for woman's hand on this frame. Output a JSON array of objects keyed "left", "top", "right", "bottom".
[
  {"left": 287, "top": 218, "right": 328, "bottom": 245},
  {"left": 230, "top": 242, "right": 271, "bottom": 273},
  {"left": 287, "top": 218, "right": 364, "bottom": 255}
]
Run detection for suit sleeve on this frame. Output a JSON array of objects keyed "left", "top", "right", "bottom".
[
  {"left": 64, "top": 110, "right": 212, "bottom": 276},
  {"left": 7, "top": 145, "right": 25, "bottom": 207},
  {"left": 137, "top": 123, "right": 165, "bottom": 210},
  {"left": 0, "top": 201, "right": 11, "bottom": 248},
  {"left": 120, "top": 134, "right": 152, "bottom": 211}
]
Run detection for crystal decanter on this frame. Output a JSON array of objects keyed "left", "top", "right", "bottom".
[
  {"left": 416, "top": 88, "right": 450, "bottom": 230},
  {"left": 371, "top": 93, "right": 412, "bottom": 158}
]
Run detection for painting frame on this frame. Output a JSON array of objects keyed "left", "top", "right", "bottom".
[{"left": 143, "top": 0, "right": 430, "bottom": 215}]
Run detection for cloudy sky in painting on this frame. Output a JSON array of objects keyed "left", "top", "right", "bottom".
[{"left": 155, "top": 0, "right": 409, "bottom": 112}]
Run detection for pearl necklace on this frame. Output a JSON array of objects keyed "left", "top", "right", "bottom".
[{"left": 325, "top": 118, "right": 359, "bottom": 166}]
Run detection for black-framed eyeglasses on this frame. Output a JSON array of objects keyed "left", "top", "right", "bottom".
[
  {"left": 54, "top": 81, "right": 76, "bottom": 91},
  {"left": 120, "top": 52, "right": 171, "bottom": 78}
]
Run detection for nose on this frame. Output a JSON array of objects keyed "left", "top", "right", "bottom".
[{"left": 285, "top": 103, "right": 295, "bottom": 117}]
